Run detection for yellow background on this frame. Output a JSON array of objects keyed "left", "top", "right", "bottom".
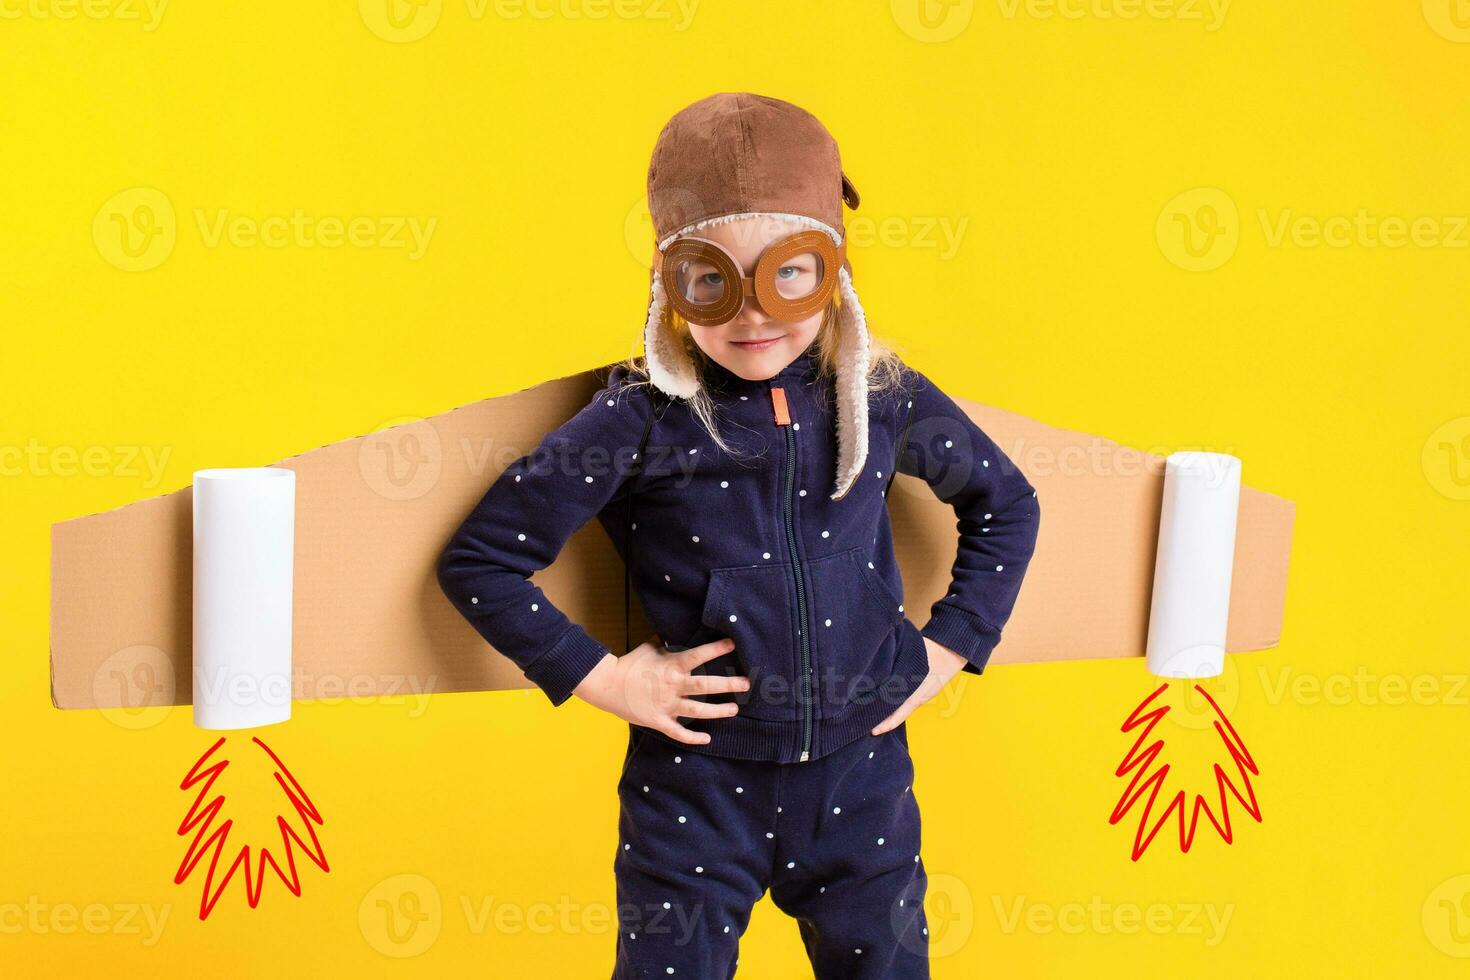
[{"left": 4, "top": 0, "right": 1469, "bottom": 975}]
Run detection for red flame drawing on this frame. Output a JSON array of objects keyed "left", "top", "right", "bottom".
[
  {"left": 1108, "top": 682, "right": 1262, "bottom": 860},
  {"left": 174, "top": 735, "right": 329, "bottom": 919}
]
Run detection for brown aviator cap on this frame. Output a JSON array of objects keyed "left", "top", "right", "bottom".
[{"left": 647, "top": 92, "right": 861, "bottom": 247}]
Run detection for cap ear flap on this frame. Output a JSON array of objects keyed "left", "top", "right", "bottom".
[
  {"left": 643, "top": 270, "right": 701, "bottom": 400},
  {"left": 828, "top": 265, "right": 871, "bottom": 501},
  {"left": 841, "top": 172, "right": 861, "bottom": 210}
]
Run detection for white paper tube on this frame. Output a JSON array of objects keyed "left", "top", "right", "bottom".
[
  {"left": 1145, "top": 451, "right": 1242, "bottom": 679},
  {"left": 192, "top": 467, "right": 295, "bottom": 729}
]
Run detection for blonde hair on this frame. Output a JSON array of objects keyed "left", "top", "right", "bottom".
[{"left": 617, "top": 292, "right": 907, "bottom": 463}]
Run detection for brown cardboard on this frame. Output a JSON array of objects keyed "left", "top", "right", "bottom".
[{"left": 49, "top": 364, "right": 1295, "bottom": 710}]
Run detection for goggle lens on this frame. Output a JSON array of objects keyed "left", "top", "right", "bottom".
[
  {"left": 772, "top": 251, "right": 825, "bottom": 301},
  {"left": 675, "top": 259, "right": 728, "bottom": 307}
]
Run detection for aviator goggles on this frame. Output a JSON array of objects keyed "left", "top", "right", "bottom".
[{"left": 653, "top": 229, "right": 846, "bottom": 327}]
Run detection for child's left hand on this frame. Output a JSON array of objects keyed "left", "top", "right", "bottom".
[{"left": 870, "top": 638, "right": 969, "bottom": 735}]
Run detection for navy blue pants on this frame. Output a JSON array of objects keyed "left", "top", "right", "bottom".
[{"left": 611, "top": 723, "right": 929, "bottom": 978}]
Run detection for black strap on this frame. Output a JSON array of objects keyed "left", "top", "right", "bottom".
[
  {"left": 883, "top": 392, "right": 917, "bottom": 499},
  {"left": 623, "top": 392, "right": 663, "bottom": 655}
]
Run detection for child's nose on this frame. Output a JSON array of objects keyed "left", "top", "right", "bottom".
[{"left": 736, "top": 299, "right": 773, "bottom": 326}]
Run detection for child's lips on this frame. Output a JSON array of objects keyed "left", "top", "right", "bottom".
[{"left": 731, "top": 337, "right": 782, "bottom": 352}]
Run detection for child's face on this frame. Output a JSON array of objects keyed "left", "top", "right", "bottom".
[{"left": 679, "top": 216, "right": 828, "bottom": 382}]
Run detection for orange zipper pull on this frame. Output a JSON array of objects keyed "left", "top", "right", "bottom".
[{"left": 770, "top": 386, "right": 791, "bottom": 426}]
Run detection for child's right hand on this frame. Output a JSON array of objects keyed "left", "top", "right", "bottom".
[{"left": 572, "top": 637, "right": 749, "bottom": 745}]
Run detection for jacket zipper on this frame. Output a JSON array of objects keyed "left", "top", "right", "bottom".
[{"left": 770, "top": 384, "right": 813, "bottom": 762}]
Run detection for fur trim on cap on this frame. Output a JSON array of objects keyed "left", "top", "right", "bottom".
[{"left": 642, "top": 211, "right": 870, "bottom": 501}]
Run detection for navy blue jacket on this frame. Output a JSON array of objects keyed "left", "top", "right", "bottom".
[{"left": 436, "top": 347, "right": 1041, "bottom": 764}]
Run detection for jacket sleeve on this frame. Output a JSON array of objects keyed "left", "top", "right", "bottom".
[
  {"left": 895, "top": 364, "right": 1041, "bottom": 674},
  {"left": 435, "top": 371, "right": 654, "bottom": 706}
]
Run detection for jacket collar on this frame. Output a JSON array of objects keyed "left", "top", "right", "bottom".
[{"left": 701, "top": 341, "right": 823, "bottom": 395}]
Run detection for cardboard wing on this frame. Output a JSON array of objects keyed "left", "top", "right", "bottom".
[{"left": 49, "top": 365, "right": 1295, "bottom": 710}]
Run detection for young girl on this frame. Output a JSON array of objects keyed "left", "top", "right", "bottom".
[{"left": 437, "top": 92, "right": 1041, "bottom": 978}]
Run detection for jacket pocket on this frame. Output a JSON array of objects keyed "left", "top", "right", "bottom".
[
  {"left": 699, "top": 560, "right": 801, "bottom": 723},
  {"left": 805, "top": 545, "right": 905, "bottom": 715}
]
